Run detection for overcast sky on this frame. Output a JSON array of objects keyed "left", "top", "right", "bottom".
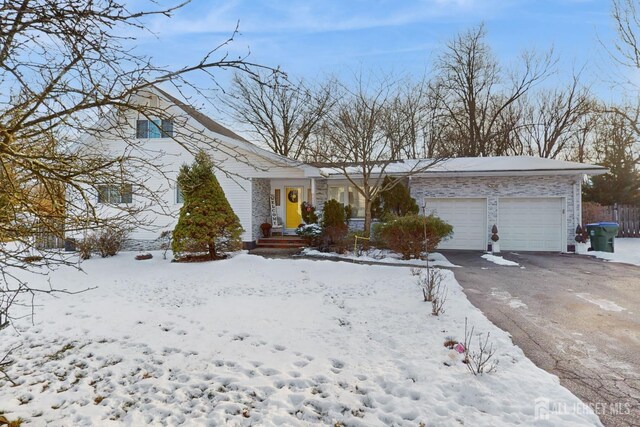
[{"left": 134, "top": 0, "right": 630, "bottom": 112}]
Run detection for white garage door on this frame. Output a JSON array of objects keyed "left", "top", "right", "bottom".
[
  {"left": 425, "top": 198, "right": 487, "bottom": 250},
  {"left": 498, "top": 197, "right": 564, "bottom": 251}
]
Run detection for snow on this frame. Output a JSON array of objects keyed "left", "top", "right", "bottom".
[
  {"left": 481, "top": 254, "right": 520, "bottom": 266},
  {"left": 584, "top": 238, "right": 640, "bottom": 266},
  {"left": 576, "top": 293, "right": 626, "bottom": 312},
  {"left": 0, "top": 252, "right": 600, "bottom": 426},
  {"left": 301, "top": 248, "right": 459, "bottom": 268},
  {"left": 320, "top": 156, "right": 606, "bottom": 177},
  {"left": 490, "top": 289, "right": 528, "bottom": 309}
]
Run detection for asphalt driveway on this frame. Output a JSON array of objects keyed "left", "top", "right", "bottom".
[{"left": 443, "top": 251, "right": 640, "bottom": 427}]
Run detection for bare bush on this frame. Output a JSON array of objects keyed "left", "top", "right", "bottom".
[
  {"left": 77, "top": 236, "right": 96, "bottom": 260},
  {"left": 159, "top": 231, "right": 173, "bottom": 260},
  {"left": 95, "top": 228, "right": 127, "bottom": 258},
  {"left": 431, "top": 281, "right": 447, "bottom": 316},
  {"left": 414, "top": 266, "right": 444, "bottom": 302},
  {"left": 76, "top": 228, "right": 126, "bottom": 259},
  {"left": 463, "top": 318, "right": 499, "bottom": 375}
]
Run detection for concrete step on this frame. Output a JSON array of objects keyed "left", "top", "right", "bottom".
[
  {"left": 256, "top": 243, "right": 307, "bottom": 249},
  {"left": 258, "top": 238, "right": 306, "bottom": 244}
]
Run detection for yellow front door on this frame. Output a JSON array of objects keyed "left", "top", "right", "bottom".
[{"left": 285, "top": 187, "right": 302, "bottom": 228}]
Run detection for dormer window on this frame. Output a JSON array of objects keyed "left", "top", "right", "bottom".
[{"left": 136, "top": 119, "right": 173, "bottom": 138}]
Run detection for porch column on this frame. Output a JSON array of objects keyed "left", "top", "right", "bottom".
[{"left": 311, "top": 178, "right": 316, "bottom": 206}]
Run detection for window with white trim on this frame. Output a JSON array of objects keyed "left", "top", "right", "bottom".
[
  {"left": 97, "top": 184, "right": 133, "bottom": 204},
  {"left": 136, "top": 119, "right": 173, "bottom": 138},
  {"left": 176, "top": 184, "right": 184, "bottom": 204},
  {"left": 328, "top": 184, "right": 367, "bottom": 218},
  {"left": 348, "top": 187, "right": 366, "bottom": 218}
]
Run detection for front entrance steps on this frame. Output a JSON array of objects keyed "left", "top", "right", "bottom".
[{"left": 256, "top": 236, "right": 308, "bottom": 249}]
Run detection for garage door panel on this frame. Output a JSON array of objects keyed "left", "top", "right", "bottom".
[
  {"left": 425, "top": 198, "right": 487, "bottom": 250},
  {"left": 499, "top": 198, "right": 563, "bottom": 251}
]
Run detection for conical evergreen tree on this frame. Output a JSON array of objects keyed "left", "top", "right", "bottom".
[{"left": 172, "top": 151, "right": 243, "bottom": 259}]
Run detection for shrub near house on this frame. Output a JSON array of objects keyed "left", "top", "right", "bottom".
[
  {"left": 371, "top": 176, "right": 419, "bottom": 221},
  {"left": 172, "top": 151, "right": 243, "bottom": 261},
  {"left": 377, "top": 215, "right": 453, "bottom": 260},
  {"left": 320, "top": 199, "right": 349, "bottom": 251}
]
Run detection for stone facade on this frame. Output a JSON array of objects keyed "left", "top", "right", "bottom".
[
  {"left": 122, "top": 237, "right": 168, "bottom": 252},
  {"left": 251, "top": 178, "right": 271, "bottom": 241},
  {"left": 314, "top": 178, "right": 328, "bottom": 213},
  {"left": 409, "top": 174, "right": 583, "bottom": 249}
]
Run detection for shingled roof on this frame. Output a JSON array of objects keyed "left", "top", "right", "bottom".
[{"left": 154, "top": 86, "right": 248, "bottom": 142}]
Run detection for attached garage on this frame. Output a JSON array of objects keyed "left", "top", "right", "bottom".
[
  {"left": 498, "top": 197, "right": 564, "bottom": 252},
  {"left": 424, "top": 198, "right": 487, "bottom": 250},
  {"left": 318, "top": 156, "right": 607, "bottom": 253}
]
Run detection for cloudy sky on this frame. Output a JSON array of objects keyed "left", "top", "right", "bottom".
[{"left": 134, "top": 0, "right": 626, "bottom": 104}]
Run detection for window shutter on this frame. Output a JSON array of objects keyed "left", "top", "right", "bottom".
[
  {"left": 97, "top": 186, "right": 107, "bottom": 203},
  {"left": 136, "top": 120, "right": 148, "bottom": 138},
  {"left": 121, "top": 184, "right": 133, "bottom": 204},
  {"left": 161, "top": 120, "right": 174, "bottom": 138}
]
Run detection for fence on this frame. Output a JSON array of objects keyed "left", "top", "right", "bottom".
[{"left": 582, "top": 202, "right": 640, "bottom": 238}]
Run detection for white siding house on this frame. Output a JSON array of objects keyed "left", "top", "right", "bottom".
[
  {"left": 82, "top": 86, "right": 322, "bottom": 249},
  {"left": 82, "top": 87, "right": 607, "bottom": 252}
]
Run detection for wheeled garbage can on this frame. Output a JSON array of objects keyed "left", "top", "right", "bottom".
[{"left": 585, "top": 222, "right": 619, "bottom": 253}]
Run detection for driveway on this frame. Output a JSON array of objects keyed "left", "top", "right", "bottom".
[{"left": 443, "top": 251, "right": 640, "bottom": 427}]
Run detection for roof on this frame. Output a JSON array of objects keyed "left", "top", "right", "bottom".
[
  {"left": 152, "top": 86, "right": 321, "bottom": 175},
  {"left": 153, "top": 86, "right": 248, "bottom": 142},
  {"left": 319, "top": 156, "right": 608, "bottom": 178}
]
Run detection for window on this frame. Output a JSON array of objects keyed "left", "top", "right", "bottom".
[
  {"left": 307, "top": 188, "right": 312, "bottom": 203},
  {"left": 328, "top": 186, "right": 345, "bottom": 204},
  {"left": 97, "top": 185, "right": 133, "bottom": 204},
  {"left": 348, "top": 187, "right": 366, "bottom": 218},
  {"left": 328, "top": 184, "right": 367, "bottom": 218},
  {"left": 274, "top": 189, "right": 281, "bottom": 206},
  {"left": 176, "top": 184, "right": 184, "bottom": 204},
  {"left": 136, "top": 119, "right": 173, "bottom": 138}
]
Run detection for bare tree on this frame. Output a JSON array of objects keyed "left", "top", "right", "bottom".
[
  {"left": 522, "top": 77, "right": 593, "bottom": 159},
  {"left": 433, "top": 24, "right": 554, "bottom": 157},
  {"left": 605, "top": 0, "right": 640, "bottom": 145},
  {"left": 611, "top": 0, "right": 640, "bottom": 71},
  {"left": 0, "top": 0, "right": 273, "bottom": 332},
  {"left": 382, "top": 78, "right": 431, "bottom": 159},
  {"left": 312, "top": 74, "right": 442, "bottom": 236},
  {"left": 223, "top": 72, "right": 335, "bottom": 159}
]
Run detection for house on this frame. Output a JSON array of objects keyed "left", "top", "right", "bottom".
[{"left": 86, "top": 87, "right": 607, "bottom": 252}]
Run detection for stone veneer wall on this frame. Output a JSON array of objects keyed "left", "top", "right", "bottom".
[
  {"left": 122, "top": 236, "right": 168, "bottom": 252},
  {"left": 251, "top": 178, "right": 271, "bottom": 242},
  {"left": 314, "top": 179, "right": 328, "bottom": 214},
  {"left": 409, "top": 174, "right": 583, "bottom": 249}
]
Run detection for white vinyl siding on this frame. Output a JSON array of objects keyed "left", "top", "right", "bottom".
[{"left": 94, "top": 94, "right": 310, "bottom": 242}]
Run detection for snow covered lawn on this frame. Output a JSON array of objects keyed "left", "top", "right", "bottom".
[
  {"left": 584, "top": 238, "right": 640, "bottom": 266},
  {"left": 1, "top": 253, "right": 600, "bottom": 426}
]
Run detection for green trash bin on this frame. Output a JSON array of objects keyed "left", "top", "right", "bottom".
[{"left": 586, "top": 222, "right": 619, "bottom": 253}]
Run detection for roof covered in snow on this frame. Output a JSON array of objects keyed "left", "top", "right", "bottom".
[{"left": 318, "top": 156, "right": 607, "bottom": 178}]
